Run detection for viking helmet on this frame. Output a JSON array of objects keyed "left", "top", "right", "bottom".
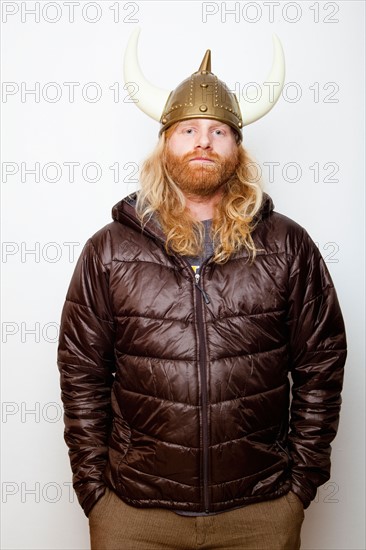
[{"left": 123, "top": 28, "right": 285, "bottom": 142}]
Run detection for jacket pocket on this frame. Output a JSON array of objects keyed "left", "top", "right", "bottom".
[{"left": 274, "top": 440, "right": 292, "bottom": 465}]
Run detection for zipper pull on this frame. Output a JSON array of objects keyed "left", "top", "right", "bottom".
[{"left": 194, "top": 272, "right": 210, "bottom": 304}]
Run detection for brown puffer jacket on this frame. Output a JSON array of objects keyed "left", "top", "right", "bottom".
[{"left": 57, "top": 192, "right": 346, "bottom": 517}]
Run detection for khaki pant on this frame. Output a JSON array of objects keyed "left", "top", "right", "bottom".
[{"left": 89, "top": 488, "right": 304, "bottom": 550}]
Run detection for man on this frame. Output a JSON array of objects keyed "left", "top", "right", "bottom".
[{"left": 57, "top": 30, "right": 346, "bottom": 549}]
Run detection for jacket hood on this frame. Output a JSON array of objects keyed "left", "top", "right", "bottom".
[{"left": 111, "top": 191, "right": 274, "bottom": 241}]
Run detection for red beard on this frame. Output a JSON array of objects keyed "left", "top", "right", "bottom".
[{"left": 164, "top": 148, "right": 239, "bottom": 197}]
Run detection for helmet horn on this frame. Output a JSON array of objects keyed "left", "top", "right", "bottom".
[
  {"left": 240, "top": 34, "right": 285, "bottom": 126},
  {"left": 123, "top": 27, "right": 170, "bottom": 121}
]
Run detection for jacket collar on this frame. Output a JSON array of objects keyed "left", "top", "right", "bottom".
[{"left": 111, "top": 191, "right": 274, "bottom": 245}]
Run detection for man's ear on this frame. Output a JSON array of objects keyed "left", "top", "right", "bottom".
[{"left": 232, "top": 129, "right": 242, "bottom": 145}]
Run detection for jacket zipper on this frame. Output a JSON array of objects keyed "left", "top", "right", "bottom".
[
  {"left": 195, "top": 272, "right": 210, "bottom": 304},
  {"left": 194, "top": 269, "right": 210, "bottom": 513}
]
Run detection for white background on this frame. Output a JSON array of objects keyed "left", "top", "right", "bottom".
[{"left": 1, "top": 1, "right": 365, "bottom": 549}]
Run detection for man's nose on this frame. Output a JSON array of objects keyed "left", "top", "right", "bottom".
[{"left": 194, "top": 130, "right": 212, "bottom": 149}]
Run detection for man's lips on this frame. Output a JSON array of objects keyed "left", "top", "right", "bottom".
[{"left": 189, "top": 157, "right": 215, "bottom": 163}]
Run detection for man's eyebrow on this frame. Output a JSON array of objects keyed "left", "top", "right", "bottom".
[{"left": 209, "top": 123, "right": 229, "bottom": 130}]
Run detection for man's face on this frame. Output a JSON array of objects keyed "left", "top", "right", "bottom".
[{"left": 164, "top": 118, "right": 239, "bottom": 197}]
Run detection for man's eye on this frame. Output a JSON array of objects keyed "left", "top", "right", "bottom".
[
  {"left": 185, "top": 128, "right": 194, "bottom": 134},
  {"left": 214, "top": 129, "right": 224, "bottom": 135}
]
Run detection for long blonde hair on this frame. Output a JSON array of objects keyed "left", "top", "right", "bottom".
[{"left": 136, "top": 130, "right": 263, "bottom": 263}]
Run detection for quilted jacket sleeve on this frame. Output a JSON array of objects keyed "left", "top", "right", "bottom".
[
  {"left": 57, "top": 237, "right": 115, "bottom": 517},
  {"left": 286, "top": 229, "right": 346, "bottom": 508}
]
